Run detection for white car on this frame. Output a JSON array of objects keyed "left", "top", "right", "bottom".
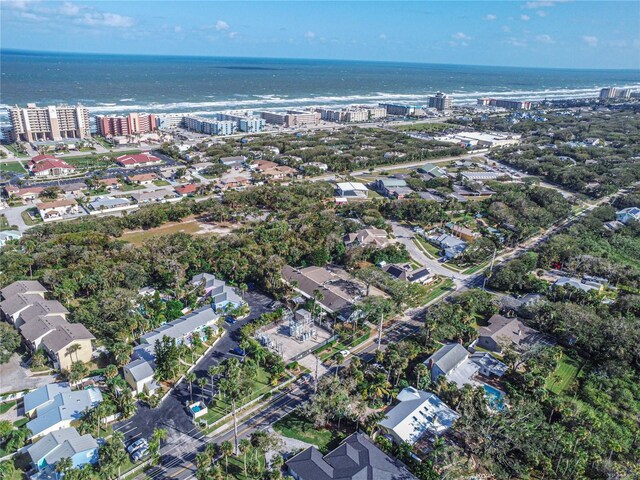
[
  {"left": 126, "top": 438, "right": 148, "bottom": 455},
  {"left": 339, "top": 350, "right": 350, "bottom": 358}
]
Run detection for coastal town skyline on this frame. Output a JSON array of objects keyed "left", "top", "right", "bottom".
[{"left": 2, "top": 1, "right": 640, "bottom": 70}]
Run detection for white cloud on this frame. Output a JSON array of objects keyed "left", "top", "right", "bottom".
[
  {"left": 501, "top": 26, "right": 512, "bottom": 33},
  {"left": 452, "top": 32, "right": 471, "bottom": 40},
  {"left": 520, "top": 14, "right": 531, "bottom": 21},
  {"left": 379, "top": 33, "right": 388, "bottom": 40},
  {"left": 524, "top": 1, "right": 569, "bottom": 8},
  {"left": 75, "top": 12, "right": 134, "bottom": 28},
  {"left": 228, "top": 31, "right": 238, "bottom": 39},
  {"left": 536, "top": 10, "right": 548, "bottom": 17},
  {"left": 304, "top": 31, "right": 316, "bottom": 40},
  {"left": 505, "top": 37, "right": 528, "bottom": 47},
  {"left": 536, "top": 34, "right": 555, "bottom": 44},
  {"left": 485, "top": 14, "right": 497, "bottom": 21},
  {"left": 215, "top": 20, "right": 229, "bottom": 31},
  {"left": 174, "top": 25, "right": 182, "bottom": 33},
  {"left": 59, "top": 2, "right": 81, "bottom": 16},
  {"left": 582, "top": 35, "right": 599, "bottom": 47}
]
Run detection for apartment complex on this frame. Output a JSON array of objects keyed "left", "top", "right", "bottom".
[
  {"left": 428, "top": 92, "right": 452, "bottom": 111},
  {"left": 260, "top": 110, "right": 320, "bottom": 127},
  {"left": 379, "top": 103, "right": 427, "bottom": 117},
  {"left": 317, "top": 106, "right": 387, "bottom": 123},
  {"left": 95, "top": 113, "right": 157, "bottom": 136},
  {"left": 599, "top": 87, "right": 632, "bottom": 99},
  {"left": 477, "top": 98, "right": 532, "bottom": 110},
  {"left": 183, "top": 112, "right": 265, "bottom": 135},
  {"left": 8, "top": 104, "right": 90, "bottom": 142},
  {"left": 217, "top": 111, "right": 266, "bottom": 132}
]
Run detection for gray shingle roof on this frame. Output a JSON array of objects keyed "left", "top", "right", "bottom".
[
  {"left": 425, "top": 343, "right": 469, "bottom": 376},
  {"left": 19, "top": 315, "right": 67, "bottom": 343},
  {"left": 0, "top": 293, "right": 45, "bottom": 317},
  {"left": 27, "top": 427, "right": 97, "bottom": 466},
  {"left": 140, "top": 305, "right": 219, "bottom": 347},
  {"left": 41, "top": 322, "right": 94, "bottom": 353},
  {"left": 19, "top": 301, "right": 69, "bottom": 324},
  {"left": 286, "top": 432, "right": 417, "bottom": 480},
  {"left": 124, "top": 358, "right": 155, "bottom": 382},
  {"left": 0, "top": 280, "right": 47, "bottom": 300}
]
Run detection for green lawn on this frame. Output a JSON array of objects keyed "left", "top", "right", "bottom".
[
  {"left": 225, "top": 447, "right": 267, "bottom": 480},
  {"left": 273, "top": 411, "right": 344, "bottom": 453},
  {"left": 153, "top": 179, "right": 171, "bottom": 187},
  {"left": 21, "top": 208, "right": 42, "bottom": 226},
  {"left": 546, "top": 353, "right": 581, "bottom": 395},
  {"left": 200, "top": 366, "right": 275, "bottom": 427},
  {"left": 394, "top": 122, "right": 453, "bottom": 132},
  {"left": 422, "top": 278, "right": 454, "bottom": 304},
  {"left": 462, "top": 261, "right": 490, "bottom": 275},
  {"left": 64, "top": 155, "right": 114, "bottom": 169},
  {"left": 414, "top": 236, "right": 441, "bottom": 258},
  {"left": 0, "top": 161, "right": 26, "bottom": 173},
  {"left": 0, "top": 400, "right": 16, "bottom": 414},
  {"left": 0, "top": 214, "right": 10, "bottom": 230},
  {"left": 318, "top": 330, "right": 372, "bottom": 362},
  {"left": 4, "top": 144, "right": 28, "bottom": 157}
]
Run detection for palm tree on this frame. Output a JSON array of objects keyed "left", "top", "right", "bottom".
[
  {"left": 149, "top": 428, "right": 168, "bottom": 464},
  {"left": 186, "top": 372, "right": 197, "bottom": 403},
  {"left": 220, "top": 440, "right": 233, "bottom": 477},
  {"left": 111, "top": 342, "right": 133, "bottom": 367},
  {"left": 197, "top": 377, "right": 208, "bottom": 401},
  {"left": 239, "top": 438, "right": 251, "bottom": 477},
  {"left": 55, "top": 457, "right": 73, "bottom": 477},
  {"left": 195, "top": 452, "right": 211, "bottom": 480},
  {"left": 68, "top": 361, "right": 88, "bottom": 389},
  {"left": 414, "top": 363, "right": 429, "bottom": 390},
  {"left": 252, "top": 347, "right": 267, "bottom": 367},
  {"left": 104, "top": 364, "right": 118, "bottom": 380},
  {"left": 208, "top": 365, "right": 222, "bottom": 401}
]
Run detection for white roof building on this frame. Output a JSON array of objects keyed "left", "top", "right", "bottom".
[{"left": 378, "top": 387, "right": 458, "bottom": 445}]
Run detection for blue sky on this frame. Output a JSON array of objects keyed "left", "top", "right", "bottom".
[{"left": 2, "top": 1, "right": 639, "bottom": 69}]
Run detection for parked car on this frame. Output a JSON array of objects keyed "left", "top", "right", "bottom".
[
  {"left": 126, "top": 438, "right": 148, "bottom": 455},
  {"left": 224, "top": 316, "right": 237, "bottom": 325},
  {"left": 131, "top": 446, "right": 150, "bottom": 462},
  {"left": 339, "top": 350, "right": 350, "bottom": 358},
  {"left": 230, "top": 347, "right": 246, "bottom": 357}
]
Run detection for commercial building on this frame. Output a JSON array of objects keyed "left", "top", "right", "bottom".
[
  {"left": 286, "top": 432, "right": 417, "bottom": 480},
  {"left": 428, "top": 92, "right": 452, "bottom": 111},
  {"left": 378, "top": 387, "right": 458, "bottom": 445},
  {"left": 95, "top": 113, "right": 157, "bottom": 136},
  {"left": 260, "top": 110, "right": 320, "bottom": 127},
  {"left": 476, "top": 98, "right": 532, "bottom": 110},
  {"left": 115, "top": 152, "right": 162, "bottom": 167},
  {"left": 27, "top": 155, "right": 77, "bottom": 178},
  {"left": 8, "top": 104, "right": 90, "bottom": 142}
]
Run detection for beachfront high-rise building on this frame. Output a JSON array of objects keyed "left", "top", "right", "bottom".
[
  {"left": 477, "top": 98, "right": 532, "bottom": 110},
  {"left": 218, "top": 112, "right": 266, "bottom": 133},
  {"left": 317, "top": 106, "right": 387, "bottom": 122},
  {"left": 183, "top": 116, "right": 238, "bottom": 135},
  {"left": 599, "top": 87, "right": 631, "bottom": 99},
  {"left": 379, "top": 103, "right": 428, "bottom": 117},
  {"left": 95, "top": 113, "right": 157, "bottom": 137},
  {"left": 8, "top": 104, "right": 90, "bottom": 143},
  {"left": 428, "top": 92, "right": 452, "bottom": 111}
]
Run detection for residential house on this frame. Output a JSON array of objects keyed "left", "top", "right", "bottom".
[
  {"left": 123, "top": 359, "right": 159, "bottom": 395},
  {"left": 553, "top": 276, "right": 603, "bottom": 293},
  {"left": 335, "top": 182, "right": 369, "bottom": 199},
  {"left": 16, "top": 300, "right": 69, "bottom": 329},
  {"left": 417, "top": 191, "right": 444, "bottom": 202},
  {"left": 383, "top": 263, "right": 433, "bottom": 284},
  {"left": 140, "top": 305, "right": 219, "bottom": 348},
  {"left": 262, "top": 165, "right": 298, "bottom": 180},
  {"left": 37, "top": 199, "right": 80, "bottom": 222},
  {"left": 0, "top": 293, "right": 52, "bottom": 324},
  {"left": 23, "top": 383, "right": 72, "bottom": 418},
  {"left": 344, "top": 228, "right": 390, "bottom": 248},
  {"left": 430, "top": 233, "right": 467, "bottom": 259},
  {"left": 190, "top": 273, "right": 245, "bottom": 312},
  {"left": 476, "top": 314, "right": 542, "bottom": 353},
  {"left": 25, "top": 386, "right": 103, "bottom": 439},
  {"left": 0, "top": 230, "right": 22, "bottom": 247},
  {"left": 418, "top": 164, "right": 447, "bottom": 178},
  {"left": 27, "top": 427, "right": 98, "bottom": 477},
  {"left": 60, "top": 182, "right": 87, "bottom": 197},
  {"left": 220, "top": 155, "right": 247, "bottom": 168},
  {"left": 282, "top": 265, "right": 366, "bottom": 321},
  {"left": 130, "top": 188, "right": 180, "bottom": 204},
  {"left": 616, "top": 207, "right": 640, "bottom": 225},
  {"left": 378, "top": 387, "right": 458, "bottom": 445},
  {"left": 128, "top": 173, "right": 157, "bottom": 185},
  {"left": 40, "top": 323, "right": 95, "bottom": 371},
  {"left": 286, "top": 432, "right": 417, "bottom": 480},
  {"left": 115, "top": 152, "right": 162, "bottom": 168},
  {"left": 0, "top": 280, "right": 47, "bottom": 301},
  {"left": 375, "top": 178, "right": 413, "bottom": 199},
  {"left": 27, "top": 155, "right": 76, "bottom": 178},
  {"left": 175, "top": 183, "right": 198, "bottom": 196},
  {"left": 446, "top": 223, "right": 480, "bottom": 242},
  {"left": 190, "top": 161, "right": 214, "bottom": 172},
  {"left": 425, "top": 344, "right": 507, "bottom": 388},
  {"left": 250, "top": 159, "right": 277, "bottom": 172},
  {"left": 218, "top": 176, "right": 250, "bottom": 189},
  {"left": 4, "top": 186, "right": 45, "bottom": 201},
  {"left": 88, "top": 196, "right": 133, "bottom": 214},
  {"left": 97, "top": 177, "right": 120, "bottom": 190}
]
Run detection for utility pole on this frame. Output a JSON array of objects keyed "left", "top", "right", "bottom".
[
  {"left": 377, "top": 313, "right": 384, "bottom": 350},
  {"left": 483, "top": 247, "right": 497, "bottom": 291},
  {"left": 314, "top": 355, "right": 319, "bottom": 393}
]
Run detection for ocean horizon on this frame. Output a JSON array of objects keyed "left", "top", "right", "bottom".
[{"left": 2, "top": 48, "right": 639, "bottom": 126}]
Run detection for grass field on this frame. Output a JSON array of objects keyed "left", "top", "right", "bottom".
[
  {"left": 0, "top": 161, "right": 26, "bottom": 173},
  {"left": 273, "top": 411, "right": 344, "bottom": 453},
  {"left": 422, "top": 278, "right": 454, "bottom": 304},
  {"left": 64, "top": 149, "right": 143, "bottom": 169},
  {"left": 0, "top": 214, "right": 10, "bottom": 230},
  {"left": 21, "top": 208, "right": 42, "bottom": 226},
  {"left": 120, "top": 220, "right": 203, "bottom": 245},
  {"left": 414, "top": 236, "right": 441, "bottom": 258},
  {"left": 0, "top": 400, "right": 16, "bottom": 414},
  {"left": 546, "top": 353, "right": 581, "bottom": 395},
  {"left": 153, "top": 179, "right": 171, "bottom": 186},
  {"left": 4, "top": 144, "right": 28, "bottom": 157}
]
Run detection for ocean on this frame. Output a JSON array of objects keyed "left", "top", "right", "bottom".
[{"left": 2, "top": 49, "right": 640, "bottom": 124}]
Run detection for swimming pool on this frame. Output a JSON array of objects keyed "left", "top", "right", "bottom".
[
  {"left": 483, "top": 384, "right": 506, "bottom": 411},
  {"left": 191, "top": 405, "right": 202, "bottom": 413}
]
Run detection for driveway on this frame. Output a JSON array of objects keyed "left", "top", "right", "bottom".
[
  {"left": 113, "top": 288, "right": 275, "bottom": 449},
  {"left": 0, "top": 353, "right": 57, "bottom": 395}
]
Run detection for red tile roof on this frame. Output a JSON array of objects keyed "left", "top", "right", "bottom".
[
  {"left": 175, "top": 183, "right": 198, "bottom": 195},
  {"left": 28, "top": 155, "right": 75, "bottom": 173},
  {"left": 116, "top": 152, "right": 161, "bottom": 166}
]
